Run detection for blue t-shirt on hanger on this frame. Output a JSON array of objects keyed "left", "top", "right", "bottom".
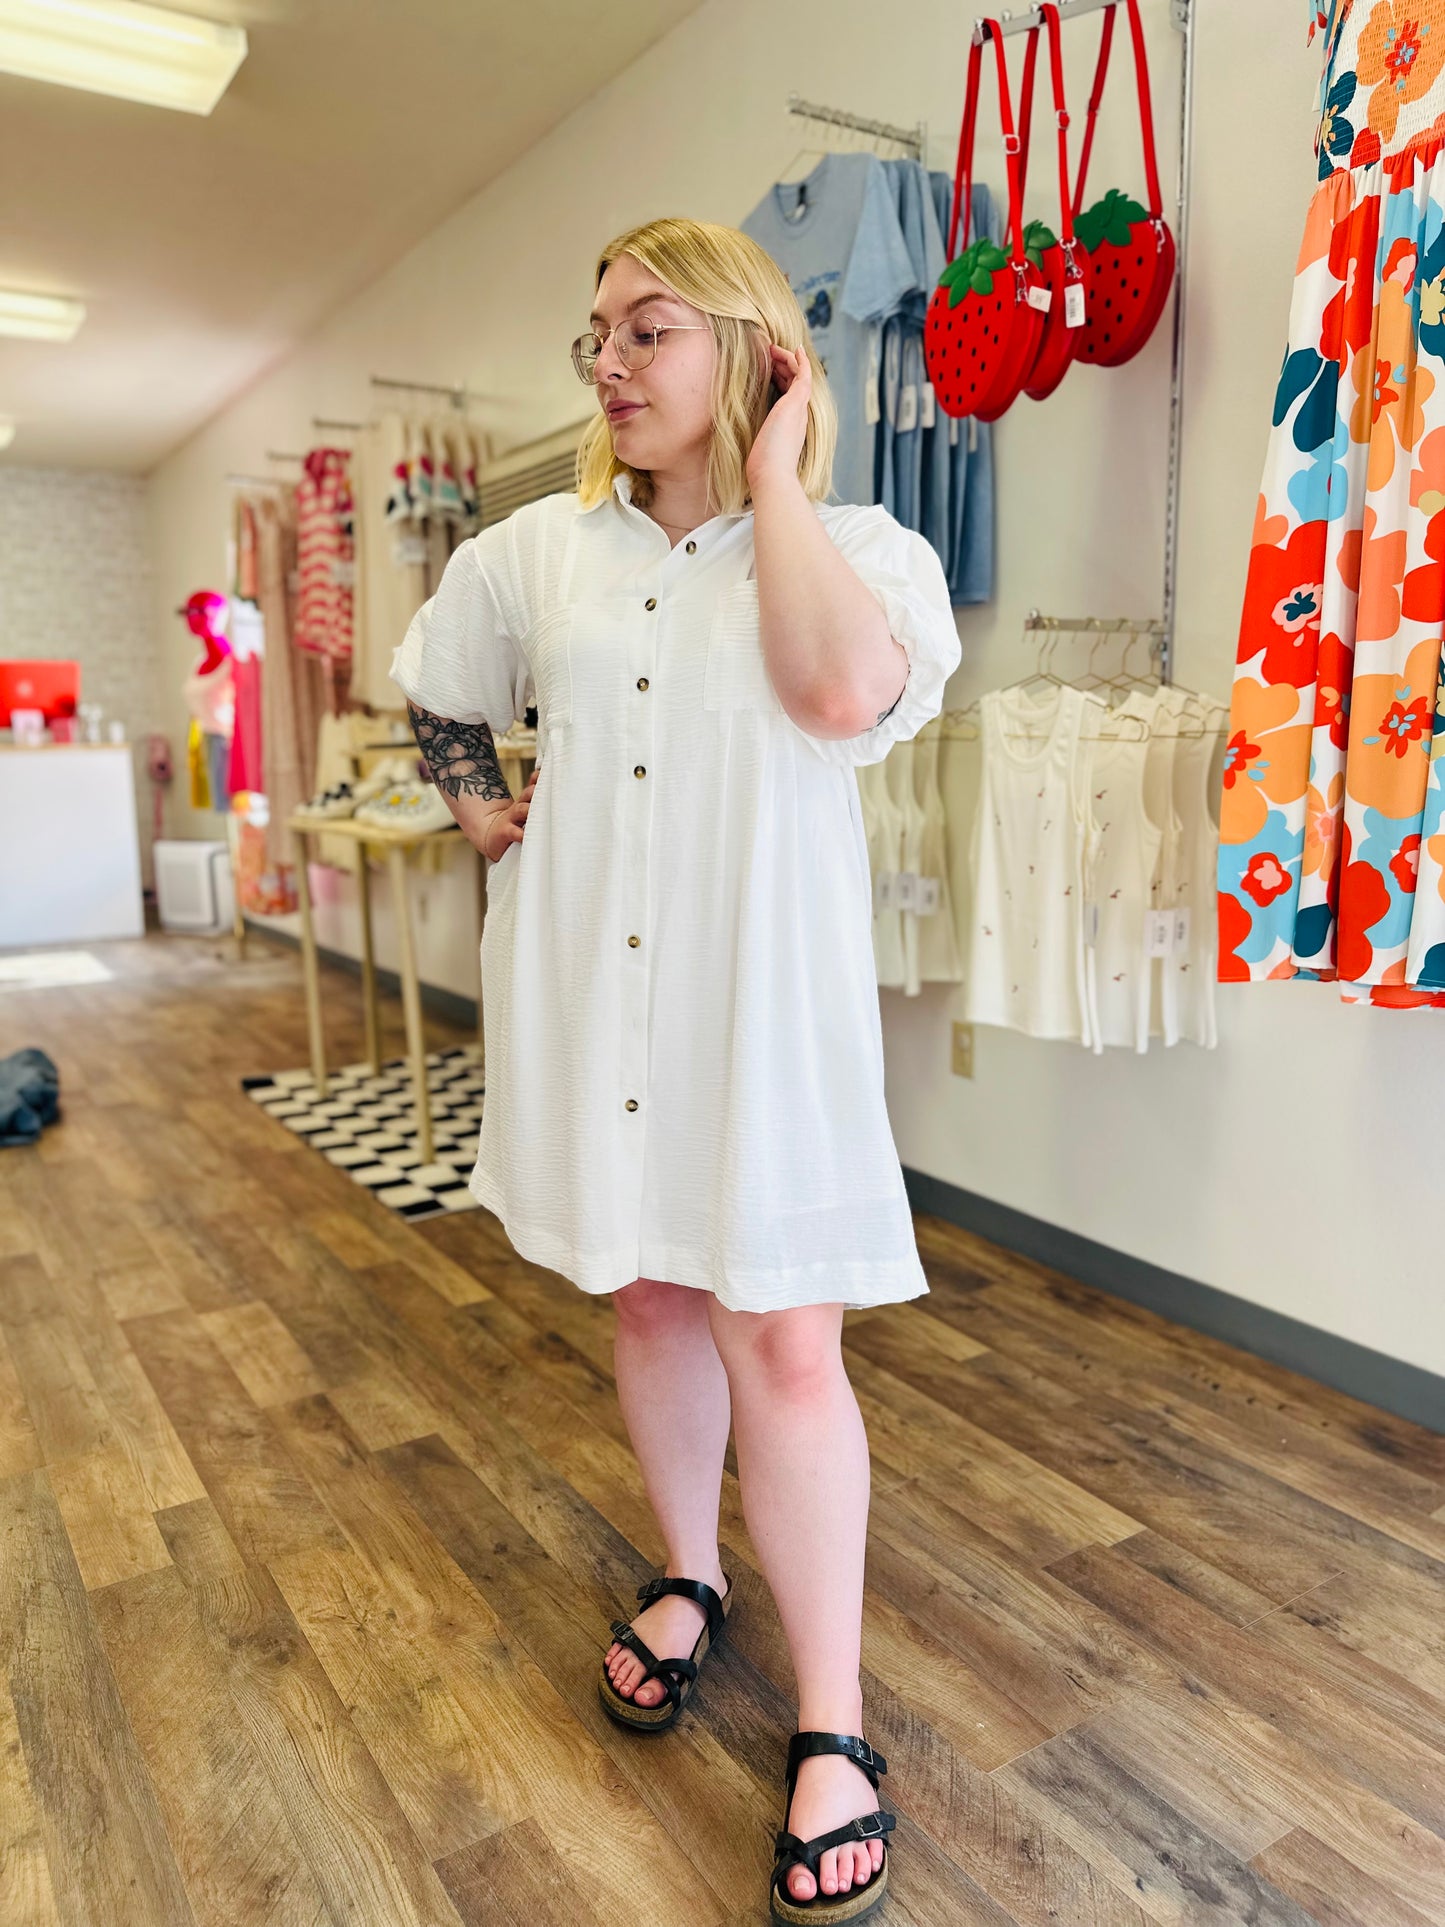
[
  {"left": 741, "top": 151, "right": 917, "bottom": 507},
  {"left": 878, "top": 157, "right": 947, "bottom": 535}
]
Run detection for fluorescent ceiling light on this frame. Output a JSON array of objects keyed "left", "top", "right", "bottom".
[
  {"left": 0, "top": 289, "right": 86, "bottom": 340},
  {"left": 0, "top": 0, "right": 247, "bottom": 115},
  {"left": 0, "top": 418, "right": 15, "bottom": 449}
]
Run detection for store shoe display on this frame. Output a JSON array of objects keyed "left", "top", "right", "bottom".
[
  {"left": 293, "top": 780, "right": 362, "bottom": 821},
  {"left": 353, "top": 779, "right": 456, "bottom": 834}
]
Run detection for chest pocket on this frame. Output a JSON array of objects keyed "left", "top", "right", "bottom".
[{"left": 703, "top": 578, "right": 781, "bottom": 712}]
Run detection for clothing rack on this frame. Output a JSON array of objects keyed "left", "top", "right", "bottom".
[
  {"left": 371, "top": 373, "right": 489, "bottom": 407},
  {"left": 785, "top": 92, "right": 926, "bottom": 160},
  {"left": 966, "top": 0, "right": 1196, "bottom": 681},
  {"left": 972, "top": 0, "right": 1121, "bottom": 42}
]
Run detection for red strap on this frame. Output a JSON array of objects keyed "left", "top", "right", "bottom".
[
  {"left": 1072, "top": 1, "right": 1116, "bottom": 220},
  {"left": 948, "top": 33, "right": 985, "bottom": 261},
  {"left": 1124, "top": 0, "right": 1164, "bottom": 218},
  {"left": 949, "top": 19, "right": 1027, "bottom": 265},
  {"left": 982, "top": 20, "right": 1028, "bottom": 263},
  {"left": 1016, "top": 25, "right": 1041, "bottom": 208},
  {"left": 1071, "top": 0, "right": 1164, "bottom": 221}
]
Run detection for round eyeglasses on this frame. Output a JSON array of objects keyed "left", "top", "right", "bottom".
[{"left": 571, "top": 314, "right": 711, "bottom": 385}]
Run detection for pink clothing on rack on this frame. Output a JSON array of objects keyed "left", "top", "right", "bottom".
[
  {"left": 294, "top": 446, "right": 355, "bottom": 662},
  {"left": 227, "top": 651, "right": 263, "bottom": 793}
]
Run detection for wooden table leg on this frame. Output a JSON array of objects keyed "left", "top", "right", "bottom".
[
  {"left": 387, "top": 844, "right": 432, "bottom": 1165},
  {"left": 354, "top": 842, "right": 381, "bottom": 1073},
  {"left": 291, "top": 826, "right": 328, "bottom": 1098}
]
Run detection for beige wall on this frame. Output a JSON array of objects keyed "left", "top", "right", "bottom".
[{"left": 147, "top": 0, "right": 1445, "bottom": 1375}]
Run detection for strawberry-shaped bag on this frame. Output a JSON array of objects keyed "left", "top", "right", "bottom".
[
  {"left": 1070, "top": 0, "right": 1175, "bottom": 368},
  {"left": 1014, "top": 5, "right": 1091, "bottom": 402},
  {"left": 924, "top": 19, "right": 1049, "bottom": 421}
]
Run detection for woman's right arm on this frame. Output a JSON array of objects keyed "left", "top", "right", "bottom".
[{"left": 406, "top": 700, "right": 534, "bottom": 860}]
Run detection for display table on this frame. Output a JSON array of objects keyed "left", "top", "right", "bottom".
[
  {"left": 0, "top": 743, "right": 144, "bottom": 947},
  {"left": 288, "top": 811, "right": 482, "bottom": 1163}
]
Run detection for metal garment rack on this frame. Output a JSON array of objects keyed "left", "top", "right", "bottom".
[
  {"left": 968, "top": 0, "right": 1196, "bottom": 682},
  {"left": 785, "top": 92, "right": 927, "bottom": 161}
]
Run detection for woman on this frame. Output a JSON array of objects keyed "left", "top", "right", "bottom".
[{"left": 390, "top": 216, "right": 961, "bottom": 1924}]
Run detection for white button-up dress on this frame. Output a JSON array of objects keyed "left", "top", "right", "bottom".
[{"left": 389, "top": 471, "right": 961, "bottom": 1312}]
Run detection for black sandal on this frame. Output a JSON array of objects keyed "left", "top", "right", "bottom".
[
  {"left": 597, "top": 1571, "right": 732, "bottom": 1733},
  {"left": 769, "top": 1731, "right": 897, "bottom": 1925}
]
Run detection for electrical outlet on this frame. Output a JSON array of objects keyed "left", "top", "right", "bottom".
[{"left": 951, "top": 1020, "right": 974, "bottom": 1079}]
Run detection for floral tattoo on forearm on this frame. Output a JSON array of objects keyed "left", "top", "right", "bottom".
[{"left": 407, "top": 702, "right": 512, "bottom": 802}]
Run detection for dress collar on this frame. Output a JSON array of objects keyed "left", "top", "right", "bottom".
[{"left": 577, "top": 468, "right": 751, "bottom": 525}]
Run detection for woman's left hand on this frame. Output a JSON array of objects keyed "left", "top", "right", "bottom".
[{"left": 745, "top": 342, "right": 812, "bottom": 495}]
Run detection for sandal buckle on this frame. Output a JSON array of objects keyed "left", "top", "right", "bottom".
[{"left": 856, "top": 1811, "right": 887, "bottom": 1839}]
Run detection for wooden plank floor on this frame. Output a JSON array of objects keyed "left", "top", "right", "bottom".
[{"left": 2, "top": 925, "right": 1443, "bottom": 1927}]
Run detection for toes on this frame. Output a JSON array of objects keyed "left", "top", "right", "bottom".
[{"left": 787, "top": 1865, "right": 816, "bottom": 1902}]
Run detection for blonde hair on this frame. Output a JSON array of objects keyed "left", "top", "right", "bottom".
[{"left": 574, "top": 216, "right": 837, "bottom": 516}]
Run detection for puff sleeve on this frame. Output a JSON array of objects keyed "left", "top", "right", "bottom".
[
  {"left": 388, "top": 517, "right": 530, "bottom": 733},
  {"left": 794, "top": 504, "right": 963, "bottom": 767}
]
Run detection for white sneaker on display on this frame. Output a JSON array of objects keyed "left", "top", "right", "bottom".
[{"left": 353, "top": 780, "right": 456, "bottom": 834}]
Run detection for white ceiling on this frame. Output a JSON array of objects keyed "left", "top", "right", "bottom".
[{"left": 0, "top": 0, "right": 696, "bottom": 474}]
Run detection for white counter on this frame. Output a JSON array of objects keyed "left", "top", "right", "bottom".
[{"left": 0, "top": 743, "right": 144, "bottom": 947}]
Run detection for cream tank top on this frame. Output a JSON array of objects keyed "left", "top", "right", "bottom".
[{"left": 965, "top": 683, "right": 1105, "bottom": 1042}]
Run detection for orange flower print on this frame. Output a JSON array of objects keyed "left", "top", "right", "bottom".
[
  {"left": 1357, "top": 3, "right": 1445, "bottom": 143},
  {"left": 1338, "top": 504, "right": 1410, "bottom": 642},
  {"left": 1218, "top": 676, "right": 1313, "bottom": 846},
  {"left": 1241, "top": 851, "right": 1294, "bottom": 907},
  {"left": 1348, "top": 281, "right": 1435, "bottom": 490}
]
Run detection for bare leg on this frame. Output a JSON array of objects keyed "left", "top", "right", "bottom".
[
  {"left": 604, "top": 1277, "right": 732, "bottom": 1707},
  {"left": 706, "top": 1299, "right": 884, "bottom": 1907}
]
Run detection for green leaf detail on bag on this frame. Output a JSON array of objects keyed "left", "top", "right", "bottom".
[
  {"left": 1023, "top": 219, "right": 1058, "bottom": 269},
  {"left": 1075, "top": 188, "right": 1148, "bottom": 253},
  {"left": 938, "top": 238, "right": 1009, "bottom": 306}
]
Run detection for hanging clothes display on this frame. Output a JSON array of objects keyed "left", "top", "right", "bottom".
[
  {"left": 1218, "top": 0, "right": 1445, "bottom": 1006},
  {"left": 294, "top": 446, "right": 356, "bottom": 665},
  {"left": 351, "top": 408, "right": 489, "bottom": 712},
  {"left": 741, "top": 151, "right": 918, "bottom": 513},
  {"left": 249, "top": 484, "right": 324, "bottom": 879},
  {"left": 741, "top": 149, "right": 996, "bottom": 604}
]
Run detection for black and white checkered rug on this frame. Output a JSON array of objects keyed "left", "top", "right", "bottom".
[{"left": 241, "top": 1044, "right": 485, "bottom": 1221}]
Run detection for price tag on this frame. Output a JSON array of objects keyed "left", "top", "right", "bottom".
[
  {"left": 916, "top": 875, "right": 941, "bottom": 915},
  {"left": 968, "top": 416, "right": 979, "bottom": 453},
  {"left": 1172, "top": 906, "right": 1192, "bottom": 954},
  {"left": 1026, "top": 282, "right": 1053, "bottom": 313},
  {"left": 896, "top": 869, "right": 918, "bottom": 911},
  {"left": 329, "top": 558, "right": 356, "bottom": 588},
  {"left": 949, "top": 413, "right": 960, "bottom": 446},
  {"left": 874, "top": 871, "right": 898, "bottom": 912},
  {"left": 1144, "top": 909, "right": 1174, "bottom": 958},
  {"left": 898, "top": 384, "right": 919, "bottom": 433},
  {"left": 863, "top": 331, "right": 881, "bottom": 426},
  {"left": 920, "top": 381, "right": 936, "bottom": 428},
  {"left": 393, "top": 532, "right": 428, "bottom": 567},
  {"left": 1065, "top": 280, "right": 1087, "bottom": 328}
]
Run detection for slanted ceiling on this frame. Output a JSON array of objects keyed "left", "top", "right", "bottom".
[{"left": 0, "top": 0, "right": 697, "bottom": 474}]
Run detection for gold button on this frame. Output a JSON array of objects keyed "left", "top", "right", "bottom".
[
  {"left": 627, "top": 934, "right": 640, "bottom": 947},
  {"left": 625, "top": 1098, "right": 639, "bottom": 1112},
  {"left": 637, "top": 675, "right": 648, "bottom": 690},
  {"left": 634, "top": 764, "right": 646, "bottom": 778},
  {"left": 644, "top": 596, "right": 657, "bottom": 610},
  {"left": 685, "top": 540, "right": 696, "bottom": 554}
]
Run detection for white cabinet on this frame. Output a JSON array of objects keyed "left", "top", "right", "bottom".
[{"left": 0, "top": 744, "right": 144, "bottom": 947}]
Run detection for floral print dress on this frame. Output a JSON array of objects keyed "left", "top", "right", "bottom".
[{"left": 1218, "top": 0, "right": 1445, "bottom": 1004}]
